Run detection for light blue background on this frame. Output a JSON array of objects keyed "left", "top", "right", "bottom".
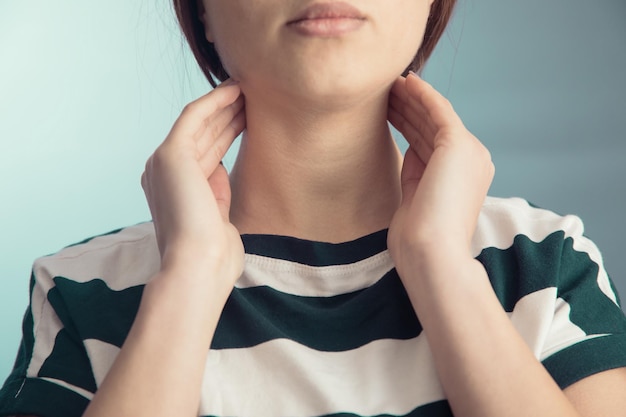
[{"left": 1, "top": 0, "right": 624, "bottom": 379}]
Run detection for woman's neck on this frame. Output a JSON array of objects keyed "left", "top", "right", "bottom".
[{"left": 229, "top": 89, "right": 403, "bottom": 243}]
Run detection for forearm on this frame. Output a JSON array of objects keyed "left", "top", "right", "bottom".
[
  {"left": 398, "top": 250, "right": 581, "bottom": 417},
  {"left": 83, "top": 263, "right": 234, "bottom": 417}
]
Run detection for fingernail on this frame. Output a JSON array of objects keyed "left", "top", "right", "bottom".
[
  {"left": 219, "top": 78, "right": 239, "bottom": 87},
  {"left": 408, "top": 71, "right": 419, "bottom": 78}
]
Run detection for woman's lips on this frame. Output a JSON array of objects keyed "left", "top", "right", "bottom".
[{"left": 287, "top": 2, "right": 366, "bottom": 37}]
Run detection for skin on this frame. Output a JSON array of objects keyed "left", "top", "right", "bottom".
[
  {"left": 202, "top": 0, "right": 430, "bottom": 114},
  {"left": 202, "top": 0, "right": 431, "bottom": 242},
  {"left": 20, "top": 0, "right": 626, "bottom": 416}
]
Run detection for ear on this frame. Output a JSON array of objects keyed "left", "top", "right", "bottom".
[{"left": 197, "top": 1, "right": 214, "bottom": 43}]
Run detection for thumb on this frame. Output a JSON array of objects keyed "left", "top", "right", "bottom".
[
  {"left": 400, "top": 147, "right": 425, "bottom": 203},
  {"left": 208, "top": 163, "right": 232, "bottom": 222}
]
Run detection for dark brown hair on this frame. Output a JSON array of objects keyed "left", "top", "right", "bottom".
[{"left": 172, "top": 0, "right": 457, "bottom": 87}]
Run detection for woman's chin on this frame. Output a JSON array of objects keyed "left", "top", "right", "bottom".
[
  {"left": 305, "top": 79, "right": 392, "bottom": 111},
  {"left": 247, "top": 70, "right": 394, "bottom": 113}
]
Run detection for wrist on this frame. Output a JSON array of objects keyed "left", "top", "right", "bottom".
[
  {"left": 397, "top": 253, "right": 495, "bottom": 327},
  {"left": 159, "top": 240, "right": 244, "bottom": 281},
  {"left": 393, "top": 241, "right": 489, "bottom": 297},
  {"left": 392, "top": 236, "right": 473, "bottom": 276},
  {"left": 144, "top": 266, "right": 235, "bottom": 319},
  {"left": 149, "top": 249, "right": 242, "bottom": 304}
]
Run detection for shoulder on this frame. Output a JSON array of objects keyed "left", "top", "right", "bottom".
[
  {"left": 475, "top": 196, "right": 585, "bottom": 254},
  {"left": 474, "top": 196, "right": 620, "bottom": 310},
  {"left": 32, "top": 222, "right": 160, "bottom": 291},
  {"left": 474, "top": 196, "right": 602, "bottom": 276}
]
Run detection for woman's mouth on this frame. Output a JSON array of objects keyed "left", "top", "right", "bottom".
[{"left": 287, "top": 2, "right": 366, "bottom": 37}]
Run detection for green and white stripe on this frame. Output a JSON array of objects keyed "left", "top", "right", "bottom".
[{"left": 1, "top": 197, "right": 625, "bottom": 417}]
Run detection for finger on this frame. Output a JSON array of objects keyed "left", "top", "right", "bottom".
[
  {"left": 390, "top": 76, "right": 430, "bottom": 120},
  {"left": 208, "top": 163, "right": 232, "bottom": 222},
  {"left": 399, "top": 146, "right": 426, "bottom": 204},
  {"left": 388, "top": 94, "right": 435, "bottom": 143},
  {"left": 388, "top": 102, "right": 418, "bottom": 138},
  {"left": 196, "top": 95, "right": 245, "bottom": 155},
  {"left": 391, "top": 91, "right": 439, "bottom": 139},
  {"left": 389, "top": 79, "right": 439, "bottom": 143},
  {"left": 405, "top": 73, "right": 463, "bottom": 131},
  {"left": 167, "top": 83, "right": 242, "bottom": 143},
  {"left": 390, "top": 76, "right": 408, "bottom": 103},
  {"left": 388, "top": 106, "right": 432, "bottom": 166},
  {"left": 198, "top": 107, "right": 246, "bottom": 175}
]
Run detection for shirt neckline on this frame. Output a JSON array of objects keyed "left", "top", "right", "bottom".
[{"left": 240, "top": 229, "right": 389, "bottom": 267}]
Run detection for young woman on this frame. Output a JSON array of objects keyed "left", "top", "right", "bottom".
[{"left": 2, "top": 0, "right": 626, "bottom": 416}]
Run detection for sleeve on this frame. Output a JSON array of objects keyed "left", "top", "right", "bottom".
[
  {"left": 538, "top": 215, "right": 626, "bottom": 389},
  {"left": 0, "top": 267, "right": 94, "bottom": 417}
]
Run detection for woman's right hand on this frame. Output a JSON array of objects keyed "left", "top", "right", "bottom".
[
  {"left": 81, "top": 82, "right": 246, "bottom": 417},
  {"left": 141, "top": 79, "right": 246, "bottom": 284}
]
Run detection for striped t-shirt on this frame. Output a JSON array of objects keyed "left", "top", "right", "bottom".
[{"left": 1, "top": 196, "right": 626, "bottom": 417}]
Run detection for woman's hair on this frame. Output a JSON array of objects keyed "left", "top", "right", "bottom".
[{"left": 172, "top": 0, "right": 457, "bottom": 87}]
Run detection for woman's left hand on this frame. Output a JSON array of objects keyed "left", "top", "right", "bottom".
[
  {"left": 387, "top": 73, "right": 495, "bottom": 273},
  {"left": 387, "top": 74, "right": 594, "bottom": 417}
]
